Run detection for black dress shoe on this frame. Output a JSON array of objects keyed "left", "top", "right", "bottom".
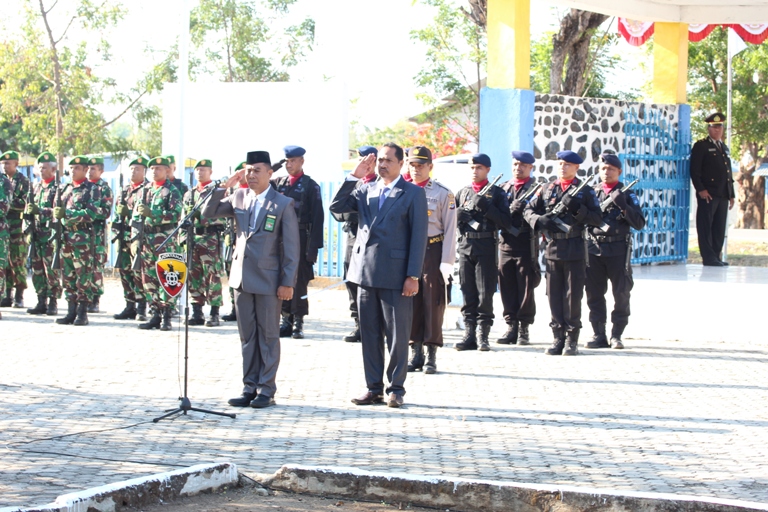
[
  {"left": 228, "top": 392, "right": 257, "bottom": 407},
  {"left": 719, "top": 260, "right": 730, "bottom": 266},
  {"left": 387, "top": 393, "right": 404, "bottom": 408},
  {"left": 702, "top": 260, "right": 724, "bottom": 267},
  {"left": 351, "top": 391, "right": 384, "bottom": 405},
  {"left": 250, "top": 394, "right": 276, "bottom": 408}
]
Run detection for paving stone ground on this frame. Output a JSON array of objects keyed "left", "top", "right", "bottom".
[{"left": 1, "top": 264, "right": 767, "bottom": 509}]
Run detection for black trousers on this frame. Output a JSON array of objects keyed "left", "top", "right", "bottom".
[
  {"left": 585, "top": 253, "right": 633, "bottom": 327},
  {"left": 282, "top": 235, "right": 313, "bottom": 317},
  {"left": 459, "top": 252, "right": 497, "bottom": 327},
  {"left": 343, "top": 240, "right": 358, "bottom": 320},
  {"left": 545, "top": 258, "right": 586, "bottom": 332},
  {"left": 498, "top": 250, "right": 540, "bottom": 325},
  {"left": 411, "top": 242, "right": 447, "bottom": 347},
  {"left": 696, "top": 195, "right": 729, "bottom": 264}
]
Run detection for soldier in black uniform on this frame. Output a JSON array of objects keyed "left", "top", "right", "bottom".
[
  {"left": 455, "top": 153, "right": 512, "bottom": 352},
  {"left": 690, "top": 112, "right": 735, "bottom": 267},
  {"left": 524, "top": 151, "right": 602, "bottom": 356},
  {"left": 497, "top": 151, "right": 541, "bottom": 346},
  {"left": 273, "top": 145, "right": 324, "bottom": 339},
  {"left": 331, "top": 146, "right": 378, "bottom": 343},
  {"left": 585, "top": 153, "right": 646, "bottom": 350}
]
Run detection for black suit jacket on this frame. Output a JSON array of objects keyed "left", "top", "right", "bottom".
[{"left": 690, "top": 137, "right": 735, "bottom": 199}]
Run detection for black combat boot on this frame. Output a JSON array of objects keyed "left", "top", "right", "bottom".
[
  {"left": 206, "top": 306, "right": 221, "bottom": 327},
  {"left": 496, "top": 321, "right": 519, "bottom": 345},
  {"left": 478, "top": 324, "right": 491, "bottom": 351},
  {"left": 87, "top": 296, "right": 100, "bottom": 313},
  {"left": 279, "top": 313, "right": 293, "bottom": 337},
  {"left": 222, "top": 307, "right": 237, "bottom": 322},
  {"left": 12, "top": 288, "right": 24, "bottom": 308},
  {"left": 610, "top": 323, "right": 626, "bottom": 350},
  {"left": 455, "top": 321, "right": 478, "bottom": 351},
  {"left": 292, "top": 316, "right": 305, "bottom": 339},
  {"left": 424, "top": 345, "right": 438, "bottom": 374},
  {"left": 73, "top": 301, "right": 89, "bottom": 326},
  {"left": 27, "top": 295, "right": 48, "bottom": 315},
  {"left": 138, "top": 306, "right": 161, "bottom": 330},
  {"left": 160, "top": 307, "right": 173, "bottom": 331},
  {"left": 518, "top": 322, "right": 531, "bottom": 345},
  {"left": 343, "top": 318, "right": 361, "bottom": 342},
  {"left": 545, "top": 325, "right": 565, "bottom": 355},
  {"left": 188, "top": 304, "right": 205, "bottom": 326},
  {"left": 563, "top": 329, "right": 580, "bottom": 356},
  {"left": 586, "top": 321, "right": 609, "bottom": 349},
  {"left": 46, "top": 296, "right": 58, "bottom": 316},
  {"left": 407, "top": 342, "right": 425, "bottom": 372},
  {"left": 113, "top": 301, "right": 137, "bottom": 320},
  {"left": 56, "top": 300, "right": 77, "bottom": 325},
  {"left": 136, "top": 300, "right": 148, "bottom": 321},
  {"left": 0, "top": 287, "right": 11, "bottom": 307}
]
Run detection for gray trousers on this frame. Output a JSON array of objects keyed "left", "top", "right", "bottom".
[
  {"left": 358, "top": 285, "right": 412, "bottom": 397},
  {"left": 234, "top": 290, "right": 281, "bottom": 398}
]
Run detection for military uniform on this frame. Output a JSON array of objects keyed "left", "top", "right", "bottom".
[
  {"left": 55, "top": 157, "right": 102, "bottom": 326},
  {"left": 89, "top": 173, "right": 114, "bottom": 312},
  {"left": 524, "top": 151, "right": 602, "bottom": 355},
  {"left": 455, "top": 154, "right": 513, "bottom": 351},
  {"left": 1, "top": 151, "right": 30, "bottom": 308},
  {"left": 0, "top": 173, "right": 11, "bottom": 319},
  {"left": 184, "top": 170, "right": 226, "bottom": 327},
  {"left": 690, "top": 112, "right": 735, "bottom": 267},
  {"left": 273, "top": 145, "right": 324, "bottom": 339},
  {"left": 497, "top": 175, "right": 541, "bottom": 345},
  {"left": 24, "top": 153, "right": 62, "bottom": 315}
]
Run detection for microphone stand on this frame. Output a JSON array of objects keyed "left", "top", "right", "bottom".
[{"left": 153, "top": 182, "right": 236, "bottom": 422}]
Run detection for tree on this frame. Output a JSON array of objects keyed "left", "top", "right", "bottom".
[
  {"left": 549, "top": 10, "right": 610, "bottom": 96},
  {"left": 189, "top": 0, "right": 315, "bottom": 82},
  {"left": 355, "top": 119, "right": 475, "bottom": 159}
]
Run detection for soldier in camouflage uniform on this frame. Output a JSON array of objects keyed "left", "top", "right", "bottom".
[
  {"left": 166, "top": 155, "right": 189, "bottom": 199},
  {"left": 113, "top": 157, "right": 149, "bottom": 321},
  {"left": 184, "top": 159, "right": 226, "bottom": 327},
  {"left": 55, "top": 156, "right": 101, "bottom": 326},
  {"left": 86, "top": 156, "right": 114, "bottom": 313},
  {"left": 1, "top": 150, "right": 30, "bottom": 309},
  {"left": 24, "top": 152, "right": 62, "bottom": 316},
  {"left": 220, "top": 161, "right": 247, "bottom": 322},
  {"left": 0, "top": 169, "right": 11, "bottom": 320},
  {"left": 136, "top": 156, "right": 182, "bottom": 331}
]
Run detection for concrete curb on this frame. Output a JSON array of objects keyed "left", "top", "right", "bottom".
[
  {"left": 267, "top": 465, "right": 768, "bottom": 512},
  {"left": 0, "top": 462, "right": 238, "bottom": 512}
]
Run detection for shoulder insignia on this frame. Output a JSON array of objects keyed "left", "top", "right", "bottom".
[{"left": 447, "top": 192, "right": 455, "bottom": 210}]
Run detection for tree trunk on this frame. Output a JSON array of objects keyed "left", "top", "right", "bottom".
[
  {"left": 550, "top": 9, "right": 608, "bottom": 96},
  {"left": 734, "top": 151, "right": 766, "bottom": 229},
  {"left": 38, "top": 0, "right": 65, "bottom": 176}
]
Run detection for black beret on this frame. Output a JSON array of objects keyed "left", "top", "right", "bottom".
[
  {"left": 556, "top": 150, "right": 583, "bottom": 165},
  {"left": 600, "top": 153, "right": 622, "bottom": 170},
  {"left": 471, "top": 153, "right": 491, "bottom": 168},
  {"left": 357, "top": 146, "right": 378, "bottom": 157},
  {"left": 511, "top": 151, "right": 535, "bottom": 164},
  {"left": 283, "top": 145, "right": 306, "bottom": 158}
]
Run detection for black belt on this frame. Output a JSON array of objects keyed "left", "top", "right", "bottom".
[
  {"left": 428, "top": 234, "right": 444, "bottom": 244},
  {"left": 298, "top": 223, "right": 312, "bottom": 230},
  {"left": 462, "top": 232, "right": 496, "bottom": 239},
  {"left": 145, "top": 224, "right": 173, "bottom": 234},
  {"left": 194, "top": 226, "right": 223, "bottom": 236},
  {"left": 590, "top": 234, "right": 627, "bottom": 243},
  {"left": 548, "top": 231, "right": 582, "bottom": 240}
]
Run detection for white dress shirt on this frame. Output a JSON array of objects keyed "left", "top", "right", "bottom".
[{"left": 247, "top": 187, "right": 271, "bottom": 232}]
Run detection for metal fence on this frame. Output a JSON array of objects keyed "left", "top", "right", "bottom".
[{"left": 621, "top": 107, "right": 691, "bottom": 264}]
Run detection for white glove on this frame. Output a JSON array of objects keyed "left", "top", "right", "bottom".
[{"left": 439, "top": 262, "right": 454, "bottom": 282}]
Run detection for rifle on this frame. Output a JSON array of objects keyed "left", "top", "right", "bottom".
[
  {"left": 50, "top": 175, "right": 62, "bottom": 270},
  {"left": 464, "top": 174, "right": 502, "bottom": 230},
  {"left": 598, "top": 179, "right": 640, "bottom": 232},
  {"left": 547, "top": 174, "right": 597, "bottom": 233},
  {"left": 25, "top": 168, "right": 37, "bottom": 262},
  {"left": 112, "top": 172, "right": 127, "bottom": 269},
  {"left": 131, "top": 185, "right": 150, "bottom": 271},
  {"left": 506, "top": 181, "right": 543, "bottom": 237}
]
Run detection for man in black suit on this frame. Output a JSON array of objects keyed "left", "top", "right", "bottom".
[
  {"left": 690, "top": 112, "right": 735, "bottom": 267},
  {"left": 330, "top": 142, "right": 428, "bottom": 408}
]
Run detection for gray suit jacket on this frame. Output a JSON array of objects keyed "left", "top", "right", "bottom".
[
  {"left": 203, "top": 187, "right": 300, "bottom": 295},
  {"left": 329, "top": 177, "right": 428, "bottom": 290}
]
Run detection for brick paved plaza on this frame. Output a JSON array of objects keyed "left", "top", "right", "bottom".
[{"left": 1, "top": 265, "right": 767, "bottom": 509}]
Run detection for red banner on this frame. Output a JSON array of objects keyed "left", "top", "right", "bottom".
[
  {"left": 618, "top": 18, "right": 654, "bottom": 46},
  {"left": 688, "top": 23, "right": 717, "bottom": 42},
  {"left": 618, "top": 19, "right": 768, "bottom": 45},
  {"left": 729, "top": 23, "right": 768, "bottom": 44}
]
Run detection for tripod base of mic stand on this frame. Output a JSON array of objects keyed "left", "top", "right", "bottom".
[{"left": 153, "top": 396, "right": 236, "bottom": 423}]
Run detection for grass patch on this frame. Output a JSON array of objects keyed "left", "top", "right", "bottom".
[{"left": 688, "top": 240, "right": 768, "bottom": 267}]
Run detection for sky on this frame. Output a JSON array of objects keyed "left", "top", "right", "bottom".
[{"left": 4, "top": 0, "right": 649, "bottom": 130}]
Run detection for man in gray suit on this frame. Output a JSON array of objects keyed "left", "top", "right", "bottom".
[
  {"left": 204, "top": 150, "right": 300, "bottom": 409},
  {"left": 330, "top": 142, "right": 428, "bottom": 408}
]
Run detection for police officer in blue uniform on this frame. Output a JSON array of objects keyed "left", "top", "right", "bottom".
[
  {"left": 524, "top": 151, "right": 602, "bottom": 356},
  {"left": 585, "top": 153, "right": 646, "bottom": 350},
  {"left": 272, "top": 145, "right": 324, "bottom": 339}
]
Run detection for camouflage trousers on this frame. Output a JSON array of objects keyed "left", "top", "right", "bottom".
[
  {"left": 5, "top": 231, "right": 28, "bottom": 291},
  {"left": 62, "top": 236, "right": 96, "bottom": 303},
  {"left": 188, "top": 234, "right": 224, "bottom": 307},
  {"left": 0, "top": 231, "right": 8, "bottom": 295},
  {"left": 115, "top": 239, "right": 143, "bottom": 303},
  {"left": 30, "top": 234, "right": 62, "bottom": 298},
  {"left": 93, "top": 225, "right": 108, "bottom": 297},
  {"left": 138, "top": 230, "right": 178, "bottom": 309}
]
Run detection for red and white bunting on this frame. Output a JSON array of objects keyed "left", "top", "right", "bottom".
[
  {"left": 688, "top": 23, "right": 717, "bottom": 42},
  {"left": 728, "top": 23, "right": 768, "bottom": 44},
  {"left": 618, "top": 18, "right": 655, "bottom": 46},
  {"left": 618, "top": 19, "right": 768, "bottom": 45}
]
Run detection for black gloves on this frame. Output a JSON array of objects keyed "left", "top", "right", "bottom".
[
  {"left": 510, "top": 199, "right": 525, "bottom": 213},
  {"left": 610, "top": 189, "right": 628, "bottom": 210},
  {"left": 561, "top": 194, "right": 581, "bottom": 214}
]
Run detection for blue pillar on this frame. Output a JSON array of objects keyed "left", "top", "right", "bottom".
[{"left": 478, "top": 87, "right": 535, "bottom": 182}]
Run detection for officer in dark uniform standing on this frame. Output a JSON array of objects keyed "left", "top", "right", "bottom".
[
  {"left": 524, "top": 151, "right": 602, "bottom": 356},
  {"left": 497, "top": 151, "right": 541, "bottom": 346},
  {"left": 585, "top": 153, "right": 646, "bottom": 350},
  {"left": 690, "top": 112, "right": 735, "bottom": 267},
  {"left": 330, "top": 146, "right": 378, "bottom": 343},
  {"left": 273, "top": 145, "right": 324, "bottom": 339},
  {"left": 455, "top": 153, "right": 512, "bottom": 352}
]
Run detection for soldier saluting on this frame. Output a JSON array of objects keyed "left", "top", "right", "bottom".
[
  {"left": 585, "top": 153, "right": 645, "bottom": 350},
  {"left": 273, "top": 145, "right": 324, "bottom": 340},
  {"left": 524, "top": 150, "right": 602, "bottom": 356}
]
